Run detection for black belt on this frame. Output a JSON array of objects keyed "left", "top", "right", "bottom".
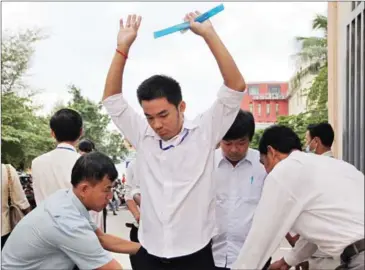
[{"left": 341, "top": 238, "right": 365, "bottom": 263}]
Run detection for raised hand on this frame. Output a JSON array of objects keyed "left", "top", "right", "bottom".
[
  {"left": 117, "top": 14, "right": 142, "bottom": 52},
  {"left": 184, "top": 11, "right": 215, "bottom": 38}
]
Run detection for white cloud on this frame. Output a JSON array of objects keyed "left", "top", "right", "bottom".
[{"left": 2, "top": 2, "right": 327, "bottom": 120}]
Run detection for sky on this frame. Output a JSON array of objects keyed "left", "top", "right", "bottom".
[{"left": 2, "top": 2, "right": 327, "bottom": 129}]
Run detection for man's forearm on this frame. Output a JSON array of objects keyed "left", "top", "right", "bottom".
[
  {"left": 99, "top": 233, "right": 140, "bottom": 254},
  {"left": 133, "top": 194, "right": 141, "bottom": 207},
  {"left": 203, "top": 29, "right": 246, "bottom": 91},
  {"left": 102, "top": 46, "right": 129, "bottom": 101}
]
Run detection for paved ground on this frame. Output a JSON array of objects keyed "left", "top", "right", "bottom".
[{"left": 107, "top": 207, "right": 292, "bottom": 269}]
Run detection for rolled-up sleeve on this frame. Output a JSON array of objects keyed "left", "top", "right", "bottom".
[
  {"left": 200, "top": 85, "right": 245, "bottom": 146},
  {"left": 102, "top": 93, "right": 147, "bottom": 150},
  {"left": 9, "top": 165, "right": 30, "bottom": 210}
]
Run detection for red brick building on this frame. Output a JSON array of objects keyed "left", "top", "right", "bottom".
[{"left": 241, "top": 82, "right": 289, "bottom": 128}]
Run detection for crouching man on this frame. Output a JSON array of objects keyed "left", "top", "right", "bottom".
[{"left": 2, "top": 152, "right": 140, "bottom": 270}]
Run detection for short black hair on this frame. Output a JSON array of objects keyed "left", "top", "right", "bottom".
[
  {"left": 50, "top": 108, "right": 82, "bottom": 142},
  {"left": 307, "top": 122, "right": 334, "bottom": 147},
  {"left": 136, "top": 75, "right": 182, "bottom": 107},
  {"left": 223, "top": 110, "right": 255, "bottom": 141},
  {"left": 71, "top": 152, "right": 118, "bottom": 187},
  {"left": 78, "top": 139, "right": 95, "bottom": 153},
  {"left": 259, "top": 125, "right": 302, "bottom": 155}
]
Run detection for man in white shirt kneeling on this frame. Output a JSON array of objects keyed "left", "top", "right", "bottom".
[{"left": 213, "top": 110, "right": 271, "bottom": 270}]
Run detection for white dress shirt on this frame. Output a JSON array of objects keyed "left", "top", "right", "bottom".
[
  {"left": 232, "top": 151, "right": 364, "bottom": 269},
  {"left": 32, "top": 143, "right": 80, "bottom": 203},
  {"left": 32, "top": 143, "right": 103, "bottom": 230},
  {"left": 212, "top": 148, "right": 267, "bottom": 268},
  {"left": 103, "top": 84, "right": 244, "bottom": 258}
]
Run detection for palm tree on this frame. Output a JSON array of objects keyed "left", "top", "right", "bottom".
[{"left": 294, "top": 14, "right": 328, "bottom": 73}]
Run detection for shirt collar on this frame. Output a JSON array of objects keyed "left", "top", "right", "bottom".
[
  {"left": 217, "top": 148, "right": 255, "bottom": 168},
  {"left": 67, "top": 189, "right": 90, "bottom": 219},
  {"left": 57, "top": 142, "right": 77, "bottom": 152},
  {"left": 146, "top": 118, "right": 198, "bottom": 139},
  {"left": 322, "top": 150, "right": 334, "bottom": 157}
]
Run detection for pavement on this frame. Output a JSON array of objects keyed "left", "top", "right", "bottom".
[{"left": 107, "top": 206, "right": 292, "bottom": 269}]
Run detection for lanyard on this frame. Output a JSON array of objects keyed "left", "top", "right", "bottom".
[
  {"left": 56, "top": 146, "right": 76, "bottom": 152},
  {"left": 159, "top": 129, "right": 189, "bottom": 151}
]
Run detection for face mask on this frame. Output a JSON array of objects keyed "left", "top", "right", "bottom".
[{"left": 305, "top": 139, "right": 317, "bottom": 153}]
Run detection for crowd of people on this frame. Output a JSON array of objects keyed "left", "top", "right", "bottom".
[{"left": 1, "top": 11, "right": 364, "bottom": 270}]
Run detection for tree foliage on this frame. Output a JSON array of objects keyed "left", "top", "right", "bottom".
[
  {"left": 65, "top": 85, "right": 129, "bottom": 164},
  {"left": 1, "top": 28, "right": 128, "bottom": 169},
  {"left": 1, "top": 29, "right": 54, "bottom": 169}
]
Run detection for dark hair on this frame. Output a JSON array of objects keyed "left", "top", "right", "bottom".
[
  {"left": 71, "top": 152, "right": 118, "bottom": 187},
  {"left": 259, "top": 125, "right": 302, "bottom": 155},
  {"left": 136, "top": 75, "right": 182, "bottom": 107},
  {"left": 223, "top": 110, "right": 255, "bottom": 141},
  {"left": 78, "top": 139, "right": 95, "bottom": 153},
  {"left": 50, "top": 108, "right": 82, "bottom": 142},
  {"left": 307, "top": 122, "right": 334, "bottom": 147}
]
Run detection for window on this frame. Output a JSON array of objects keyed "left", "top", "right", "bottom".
[
  {"left": 249, "top": 103, "right": 253, "bottom": 113},
  {"left": 248, "top": 85, "right": 259, "bottom": 96},
  {"left": 343, "top": 5, "right": 364, "bottom": 173},
  {"left": 266, "top": 103, "right": 270, "bottom": 115},
  {"left": 268, "top": 84, "right": 281, "bottom": 94},
  {"left": 276, "top": 103, "right": 279, "bottom": 115},
  {"left": 257, "top": 104, "right": 261, "bottom": 116}
]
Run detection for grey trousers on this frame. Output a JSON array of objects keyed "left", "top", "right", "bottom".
[{"left": 335, "top": 251, "right": 364, "bottom": 270}]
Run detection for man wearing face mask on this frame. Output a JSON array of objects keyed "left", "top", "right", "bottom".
[
  {"left": 304, "top": 123, "right": 334, "bottom": 157},
  {"left": 212, "top": 110, "right": 270, "bottom": 270},
  {"left": 232, "top": 125, "right": 364, "bottom": 270}
]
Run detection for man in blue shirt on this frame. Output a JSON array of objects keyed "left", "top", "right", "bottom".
[{"left": 2, "top": 152, "right": 140, "bottom": 270}]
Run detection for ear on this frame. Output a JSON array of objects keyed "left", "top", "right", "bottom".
[
  {"left": 51, "top": 130, "right": 56, "bottom": 139},
  {"left": 267, "top": 145, "right": 276, "bottom": 158},
  {"left": 179, "top": 101, "right": 186, "bottom": 113},
  {"left": 78, "top": 182, "right": 90, "bottom": 197}
]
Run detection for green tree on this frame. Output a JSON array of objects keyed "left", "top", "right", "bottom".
[
  {"left": 1, "top": 29, "right": 54, "bottom": 169},
  {"left": 294, "top": 14, "right": 327, "bottom": 73},
  {"left": 65, "top": 85, "right": 128, "bottom": 163}
]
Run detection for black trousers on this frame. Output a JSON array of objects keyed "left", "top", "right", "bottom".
[
  {"left": 134, "top": 240, "right": 216, "bottom": 270},
  {"left": 215, "top": 257, "right": 272, "bottom": 270},
  {"left": 128, "top": 223, "right": 139, "bottom": 270}
]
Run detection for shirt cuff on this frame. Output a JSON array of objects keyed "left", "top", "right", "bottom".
[
  {"left": 284, "top": 251, "right": 301, "bottom": 266},
  {"left": 102, "top": 93, "right": 129, "bottom": 116},
  {"left": 131, "top": 188, "right": 141, "bottom": 198},
  {"left": 217, "top": 84, "right": 245, "bottom": 109}
]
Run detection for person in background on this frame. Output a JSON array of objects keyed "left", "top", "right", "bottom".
[
  {"left": 78, "top": 139, "right": 96, "bottom": 155},
  {"left": 32, "top": 108, "right": 83, "bottom": 204},
  {"left": 1, "top": 164, "right": 31, "bottom": 249},
  {"left": 77, "top": 138, "right": 105, "bottom": 232},
  {"left": 2, "top": 152, "right": 140, "bottom": 270},
  {"left": 212, "top": 110, "right": 270, "bottom": 270},
  {"left": 305, "top": 122, "right": 334, "bottom": 157},
  {"left": 124, "top": 158, "right": 141, "bottom": 269},
  {"left": 232, "top": 125, "right": 364, "bottom": 270}
]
